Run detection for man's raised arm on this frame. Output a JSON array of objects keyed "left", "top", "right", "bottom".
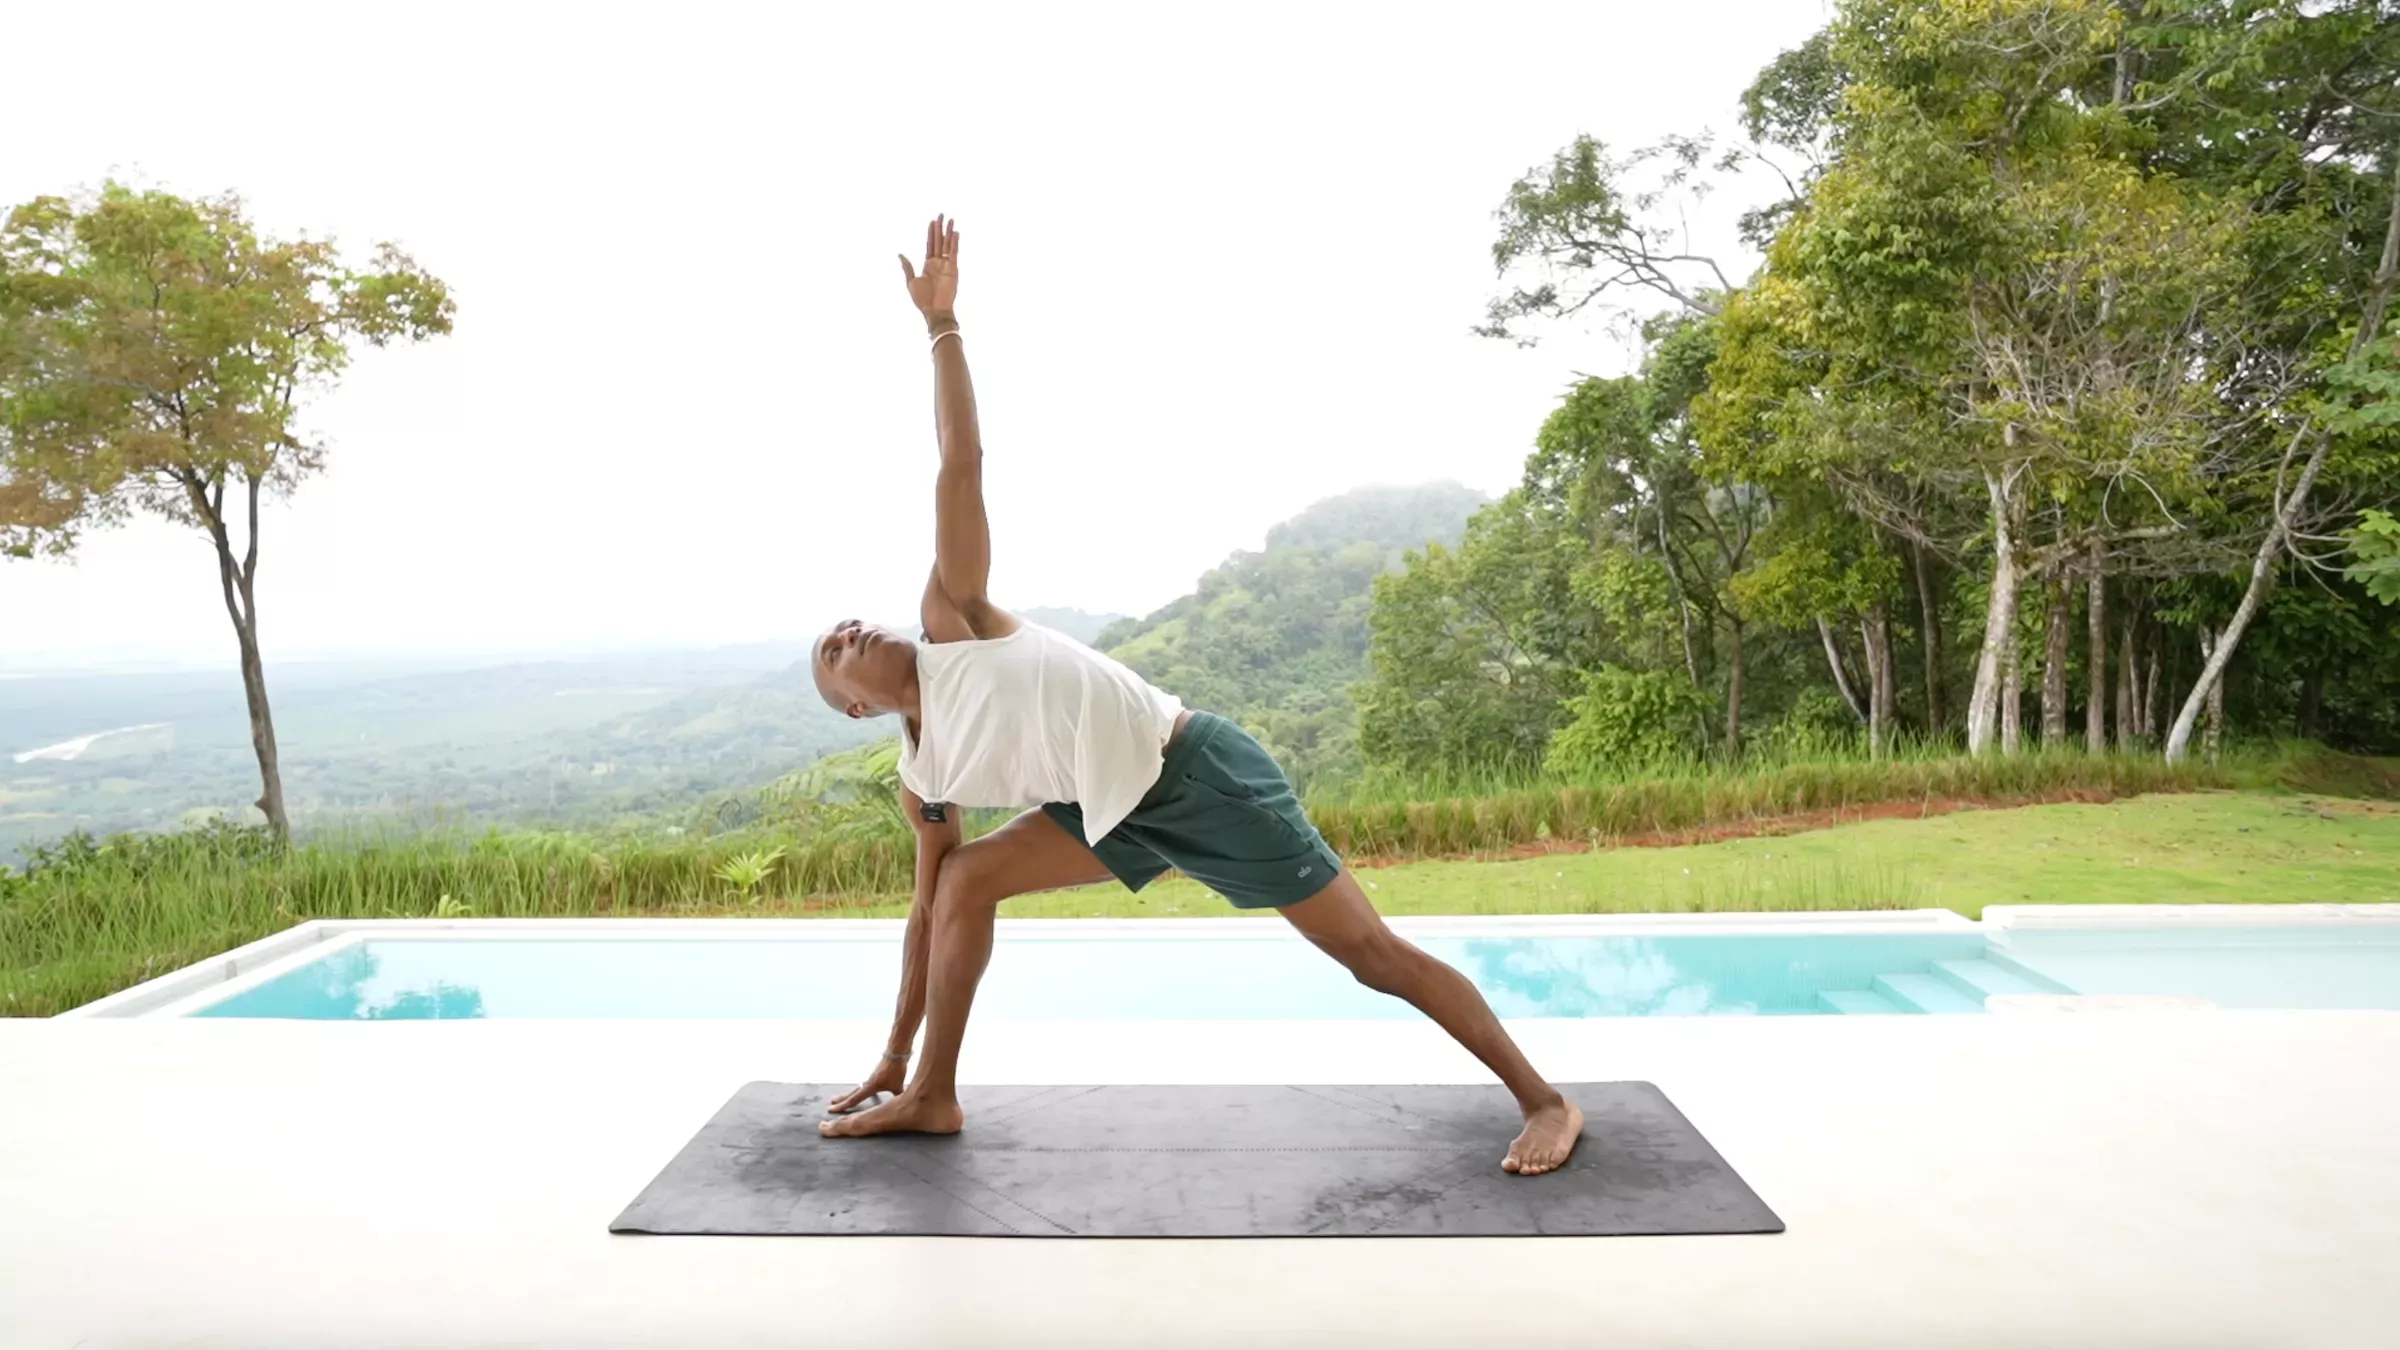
[{"left": 899, "top": 215, "right": 1014, "bottom": 641}]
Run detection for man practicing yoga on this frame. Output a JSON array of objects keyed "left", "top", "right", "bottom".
[{"left": 811, "top": 216, "right": 1583, "bottom": 1175}]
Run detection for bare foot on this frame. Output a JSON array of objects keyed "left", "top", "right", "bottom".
[
  {"left": 817, "top": 1089, "right": 964, "bottom": 1139},
  {"left": 1503, "top": 1095, "right": 1583, "bottom": 1175}
]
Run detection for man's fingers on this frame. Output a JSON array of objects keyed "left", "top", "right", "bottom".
[
  {"left": 898, "top": 254, "right": 916, "bottom": 284},
  {"left": 948, "top": 223, "right": 960, "bottom": 261}
]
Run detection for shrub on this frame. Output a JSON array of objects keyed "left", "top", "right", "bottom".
[{"left": 1544, "top": 666, "right": 1713, "bottom": 777}]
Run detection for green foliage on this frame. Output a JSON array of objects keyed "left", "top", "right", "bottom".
[
  {"left": 1766, "top": 689, "right": 1866, "bottom": 757},
  {"left": 2347, "top": 508, "right": 2400, "bottom": 606},
  {"left": 713, "top": 846, "right": 786, "bottom": 901},
  {"left": 1357, "top": 505, "right": 1589, "bottom": 775},
  {"left": 1731, "top": 499, "right": 1901, "bottom": 628},
  {"left": 1544, "top": 667, "right": 1714, "bottom": 776}
]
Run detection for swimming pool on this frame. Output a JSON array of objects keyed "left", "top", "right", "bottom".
[{"left": 74, "top": 908, "right": 2400, "bottom": 1020}]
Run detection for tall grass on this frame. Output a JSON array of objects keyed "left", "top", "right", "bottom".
[
  {"left": 7, "top": 740, "right": 2383, "bottom": 1017},
  {"left": 0, "top": 821, "right": 914, "bottom": 1016},
  {"left": 1312, "top": 743, "right": 2232, "bottom": 860}
]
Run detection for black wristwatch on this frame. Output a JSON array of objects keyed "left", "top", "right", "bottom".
[{"left": 919, "top": 801, "right": 949, "bottom": 824}]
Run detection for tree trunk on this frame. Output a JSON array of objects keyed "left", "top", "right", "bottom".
[
  {"left": 2142, "top": 632, "right": 2162, "bottom": 742},
  {"left": 2001, "top": 617, "right": 2024, "bottom": 756},
  {"left": 2167, "top": 151, "right": 2400, "bottom": 762},
  {"left": 2085, "top": 543, "right": 2107, "bottom": 754},
  {"left": 1724, "top": 616, "right": 1745, "bottom": 755},
  {"left": 198, "top": 473, "right": 290, "bottom": 841},
  {"left": 1818, "top": 616, "right": 1869, "bottom": 726},
  {"left": 1863, "top": 603, "right": 1894, "bottom": 759},
  {"left": 1873, "top": 601, "right": 1896, "bottom": 754},
  {"left": 1966, "top": 468, "right": 2022, "bottom": 757},
  {"left": 1912, "top": 539, "right": 1944, "bottom": 736},
  {"left": 2299, "top": 671, "right": 2322, "bottom": 740},
  {"left": 2117, "top": 610, "right": 2139, "bottom": 751},
  {"left": 2201, "top": 628, "right": 2226, "bottom": 764},
  {"left": 2041, "top": 574, "right": 2070, "bottom": 748},
  {"left": 1656, "top": 487, "right": 1703, "bottom": 689}
]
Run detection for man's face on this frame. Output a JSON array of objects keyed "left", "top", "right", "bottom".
[{"left": 811, "top": 618, "right": 915, "bottom": 718}]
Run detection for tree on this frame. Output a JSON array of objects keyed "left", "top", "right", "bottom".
[
  {"left": 2164, "top": 153, "right": 2400, "bottom": 760},
  {"left": 1729, "top": 495, "right": 1904, "bottom": 754},
  {"left": 1475, "top": 134, "right": 1737, "bottom": 345},
  {"left": 1356, "top": 504, "right": 1594, "bottom": 775},
  {"left": 0, "top": 186, "right": 452, "bottom": 838},
  {"left": 1442, "top": 0, "right": 2400, "bottom": 769}
]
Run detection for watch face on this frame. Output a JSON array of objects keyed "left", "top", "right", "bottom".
[{"left": 919, "top": 802, "right": 948, "bottom": 823}]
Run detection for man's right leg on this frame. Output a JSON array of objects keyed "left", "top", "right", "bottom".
[
  {"left": 1275, "top": 874, "right": 1583, "bottom": 1175},
  {"left": 819, "top": 808, "right": 1113, "bottom": 1137}
]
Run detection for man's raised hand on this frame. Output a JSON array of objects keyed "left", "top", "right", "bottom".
[{"left": 899, "top": 215, "right": 960, "bottom": 319}]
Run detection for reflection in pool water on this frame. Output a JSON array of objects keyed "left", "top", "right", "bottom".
[
  {"left": 266, "top": 945, "right": 487, "bottom": 1020},
  {"left": 195, "top": 931, "right": 1996, "bottom": 1020},
  {"left": 1457, "top": 939, "right": 1745, "bottom": 1017}
]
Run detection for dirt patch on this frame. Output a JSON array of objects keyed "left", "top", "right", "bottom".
[
  {"left": 2299, "top": 796, "right": 2400, "bottom": 820},
  {"left": 1347, "top": 787, "right": 2125, "bottom": 868}
]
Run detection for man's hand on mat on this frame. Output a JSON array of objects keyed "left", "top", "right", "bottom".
[
  {"left": 819, "top": 1087, "right": 965, "bottom": 1138},
  {"left": 898, "top": 214, "right": 959, "bottom": 319},
  {"left": 827, "top": 1057, "right": 908, "bottom": 1114}
]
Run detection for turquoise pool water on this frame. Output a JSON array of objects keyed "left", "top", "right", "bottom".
[{"left": 187, "top": 925, "right": 2400, "bottom": 1020}]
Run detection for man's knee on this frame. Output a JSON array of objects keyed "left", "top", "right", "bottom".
[
  {"left": 1335, "top": 932, "right": 1417, "bottom": 997},
  {"left": 931, "top": 846, "right": 1005, "bottom": 915}
]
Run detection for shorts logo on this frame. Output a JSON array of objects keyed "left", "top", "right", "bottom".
[{"left": 1296, "top": 865, "right": 1313, "bottom": 878}]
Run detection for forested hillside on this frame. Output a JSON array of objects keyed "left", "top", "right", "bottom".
[{"left": 1099, "top": 482, "right": 1489, "bottom": 787}]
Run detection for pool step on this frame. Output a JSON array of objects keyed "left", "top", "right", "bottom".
[
  {"left": 1872, "top": 972, "right": 1985, "bottom": 1014},
  {"left": 1979, "top": 949, "right": 2079, "bottom": 994},
  {"left": 1931, "top": 958, "right": 2051, "bottom": 1003},
  {"left": 1817, "top": 989, "right": 1906, "bottom": 1015}
]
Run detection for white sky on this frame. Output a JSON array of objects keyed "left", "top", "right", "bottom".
[{"left": 0, "top": 0, "right": 1826, "bottom": 670}]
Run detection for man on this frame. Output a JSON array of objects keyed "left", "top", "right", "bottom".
[{"left": 810, "top": 216, "right": 1582, "bottom": 1174}]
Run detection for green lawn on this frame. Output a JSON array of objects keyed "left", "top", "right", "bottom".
[{"left": 946, "top": 792, "right": 2400, "bottom": 921}]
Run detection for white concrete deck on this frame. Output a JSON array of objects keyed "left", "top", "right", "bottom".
[{"left": 3, "top": 1009, "right": 2396, "bottom": 1349}]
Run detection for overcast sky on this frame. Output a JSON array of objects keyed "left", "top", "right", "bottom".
[{"left": 1, "top": 0, "right": 1826, "bottom": 671}]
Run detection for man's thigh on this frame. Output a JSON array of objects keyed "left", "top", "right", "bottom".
[{"left": 944, "top": 808, "right": 1119, "bottom": 901}]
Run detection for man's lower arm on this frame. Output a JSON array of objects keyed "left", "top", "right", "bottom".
[{"left": 886, "top": 834, "right": 949, "bottom": 1055}]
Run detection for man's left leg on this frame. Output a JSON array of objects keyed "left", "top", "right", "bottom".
[
  {"left": 819, "top": 808, "right": 1115, "bottom": 1139},
  {"left": 1276, "top": 873, "right": 1583, "bottom": 1175}
]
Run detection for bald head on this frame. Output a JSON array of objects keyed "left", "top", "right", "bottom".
[{"left": 810, "top": 618, "right": 918, "bottom": 720}]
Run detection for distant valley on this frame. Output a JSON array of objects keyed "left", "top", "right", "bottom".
[
  {"left": 1, "top": 481, "right": 1487, "bottom": 864},
  {"left": 0, "top": 615, "right": 1128, "bottom": 861}
]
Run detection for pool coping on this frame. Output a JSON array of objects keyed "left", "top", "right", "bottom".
[
  {"left": 1981, "top": 902, "right": 2400, "bottom": 931},
  {"left": 58, "top": 903, "right": 2400, "bottom": 1020}
]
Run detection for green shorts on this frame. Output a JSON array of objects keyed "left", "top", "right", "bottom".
[{"left": 1042, "top": 713, "right": 1343, "bottom": 910}]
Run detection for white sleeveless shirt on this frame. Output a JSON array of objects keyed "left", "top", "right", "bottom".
[{"left": 895, "top": 621, "right": 1185, "bottom": 846}]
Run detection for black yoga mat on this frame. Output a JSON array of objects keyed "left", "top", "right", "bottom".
[{"left": 609, "top": 1082, "right": 1782, "bottom": 1238}]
